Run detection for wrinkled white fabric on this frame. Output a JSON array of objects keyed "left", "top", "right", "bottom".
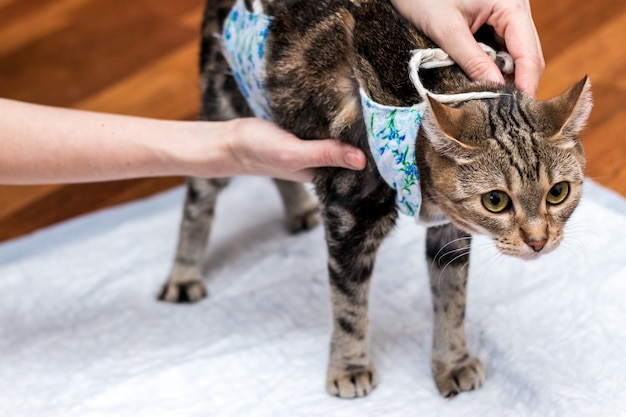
[{"left": 0, "top": 178, "right": 624, "bottom": 417}]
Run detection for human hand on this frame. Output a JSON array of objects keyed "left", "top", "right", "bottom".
[
  {"left": 390, "top": 0, "right": 544, "bottom": 96},
  {"left": 223, "top": 118, "right": 366, "bottom": 182}
]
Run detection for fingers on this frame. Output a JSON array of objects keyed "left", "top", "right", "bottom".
[
  {"left": 241, "top": 118, "right": 366, "bottom": 171},
  {"left": 230, "top": 118, "right": 367, "bottom": 182},
  {"left": 297, "top": 139, "right": 367, "bottom": 171},
  {"left": 489, "top": 5, "right": 545, "bottom": 96},
  {"left": 428, "top": 14, "right": 505, "bottom": 86},
  {"left": 389, "top": 0, "right": 544, "bottom": 96},
  {"left": 511, "top": 55, "right": 544, "bottom": 97},
  {"left": 390, "top": 0, "right": 506, "bottom": 86},
  {"left": 272, "top": 139, "right": 366, "bottom": 183}
]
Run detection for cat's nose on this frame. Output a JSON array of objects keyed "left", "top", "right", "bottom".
[{"left": 526, "top": 238, "right": 548, "bottom": 252}]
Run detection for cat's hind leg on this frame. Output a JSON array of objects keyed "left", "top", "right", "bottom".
[
  {"left": 159, "top": 2, "right": 242, "bottom": 304},
  {"left": 160, "top": 0, "right": 318, "bottom": 303},
  {"left": 159, "top": 177, "right": 228, "bottom": 303},
  {"left": 426, "top": 224, "right": 484, "bottom": 397},
  {"left": 272, "top": 179, "right": 320, "bottom": 233}
]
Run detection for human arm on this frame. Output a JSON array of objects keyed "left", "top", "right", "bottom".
[
  {"left": 0, "top": 98, "right": 366, "bottom": 185},
  {"left": 390, "top": 0, "right": 545, "bottom": 96}
]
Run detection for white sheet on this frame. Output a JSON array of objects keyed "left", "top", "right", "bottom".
[{"left": 0, "top": 178, "right": 625, "bottom": 417}]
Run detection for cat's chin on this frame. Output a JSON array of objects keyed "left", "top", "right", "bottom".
[{"left": 518, "top": 251, "right": 547, "bottom": 261}]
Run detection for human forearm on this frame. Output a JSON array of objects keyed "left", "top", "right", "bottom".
[
  {"left": 0, "top": 99, "right": 366, "bottom": 184},
  {"left": 0, "top": 98, "right": 227, "bottom": 184}
]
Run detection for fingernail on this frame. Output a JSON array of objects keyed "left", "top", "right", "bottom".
[
  {"left": 344, "top": 151, "right": 365, "bottom": 170},
  {"left": 486, "top": 70, "right": 505, "bottom": 85}
]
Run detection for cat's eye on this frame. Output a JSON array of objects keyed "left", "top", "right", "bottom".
[
  {"left": 482, "top": 191, "right": 511, "bottom": 213},
  {"left": 546, "top": 182, "right": 570, "bottom": 205}
]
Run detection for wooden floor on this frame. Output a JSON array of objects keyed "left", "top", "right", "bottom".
[{"left": 0, "top": 0, "right": 625, "bottom": 242}]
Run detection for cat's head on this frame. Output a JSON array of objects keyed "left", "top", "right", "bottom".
[{"left": 421, "top": 77, "right": 591, "bottom": 260}]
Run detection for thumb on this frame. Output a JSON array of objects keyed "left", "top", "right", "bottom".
[{"left": 303, "top": 140, "right": 367, "bottom": 171}]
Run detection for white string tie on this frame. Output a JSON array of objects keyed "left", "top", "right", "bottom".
[{"left": 408, "top": 43, "right": 514, "bottom": 109}]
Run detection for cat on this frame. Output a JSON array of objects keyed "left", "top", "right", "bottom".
[{"left": 159, "top": 0, "right": 591, "bottom": 399}]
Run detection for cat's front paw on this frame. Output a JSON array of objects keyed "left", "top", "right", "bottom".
[
  {"left": 432, "top": 356, "right": 485, "bottom": 398},
  {"left": 158, "top": 279, "right": 207, "bottom": 303},
  {"left": 327, "top": 365, "right": 378, "bottom": 399}
]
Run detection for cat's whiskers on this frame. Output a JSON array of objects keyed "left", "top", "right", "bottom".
[
  {"left": 472, "top": 250, "right": 505, "bottom": 281},
  {"left": 435, "top": 249, "right": 472, "bottom": 290},
  {"left": 556, "top": 241, "right": 584, "bottom": 265},
  {"left": 564, "top": 222, "right": 596, "bottom": 236},
  {"left": 431, "top": 236, "right": 504, "bottom": 287},
  {"left": 560, "top": 222, "right": 594, "bottom": 263},
  {"left": 459, "top": 237, "right": 504, "bottom": 279},
  {"left": 429, "top": 236, "right": 472, "bottom": 265},
  {"left": 434, "top": 246, "right": 470, "bottom": 280},
  {"left": 428, "top": 236, "right": 472, "bottom": 279}
]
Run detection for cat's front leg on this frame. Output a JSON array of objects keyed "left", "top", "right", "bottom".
[
  {"left": 426, "top": 224, "right": 484, "bottom": 398},
  {"left": 318, "top": 171, "right": 397, "bottom": 398}
]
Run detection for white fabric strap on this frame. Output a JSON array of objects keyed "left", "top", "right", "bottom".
[{"left": 408, "top": 43, "right": 514, "bottom": 107}]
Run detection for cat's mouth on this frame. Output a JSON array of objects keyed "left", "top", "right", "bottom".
[{"left": 496, "top": 239, "right": 559, "bottom": 260}]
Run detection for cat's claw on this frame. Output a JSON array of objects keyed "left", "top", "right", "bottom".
[
  {"left": 158, "top": 280, "right": 208, "bottom": 303},
  {"left": 432, "top": 356, "right": 485, "bottom": 398},
  {"left": 327, "top": 366, "right": 378, "bottom": 399}
]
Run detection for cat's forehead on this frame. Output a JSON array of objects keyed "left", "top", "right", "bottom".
[
  {"left": 467, "top": 134, "right": 583, "bottom": 191},
  {"left": 469, "top": 146, "right": 584, "bottom": 197},
  {"left": 476, "top": 140, "right": 576, "bottom": 183},
  {"left": 476, "top": 91, "right": 537, "bottom": 132},
  {"left": 438, "top": 89, "right": 542, "bottom": 143},
  {"left": 471, "top": 93, "right": 575, "bottom": 173}
]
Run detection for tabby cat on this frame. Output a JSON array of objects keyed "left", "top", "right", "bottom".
[{"left": 159, "top": 0, "right": 592, "bottom": 399}]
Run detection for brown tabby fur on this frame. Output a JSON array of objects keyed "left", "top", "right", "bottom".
[{"left": 160, "top": 0, "right": 592, "bottom": 399}]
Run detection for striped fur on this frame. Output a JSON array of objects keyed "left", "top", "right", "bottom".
[{"left": 162, "top": 0, "right": 591, "bottom": 399}]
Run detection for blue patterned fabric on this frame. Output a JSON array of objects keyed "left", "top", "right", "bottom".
[
  {"left": 360, "top": 89, "right": 423, "bottom": 217},
  {"left": 222, "top": 0, "right": 273, "bottom": 120},
  {"left": 221, "top": 0, "right": 423, "bottom": 217}
]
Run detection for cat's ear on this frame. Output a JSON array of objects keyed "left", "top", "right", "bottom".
[
  {"left": 538, "top": 76, "right": 592, "bottom": 146},
  {"left": 421, "top": 96, "right": 479, "bottom": 163}
]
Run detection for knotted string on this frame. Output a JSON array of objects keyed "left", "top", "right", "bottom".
[{"left": 408, "top": 43, "right": 514, "bottom": 109}]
